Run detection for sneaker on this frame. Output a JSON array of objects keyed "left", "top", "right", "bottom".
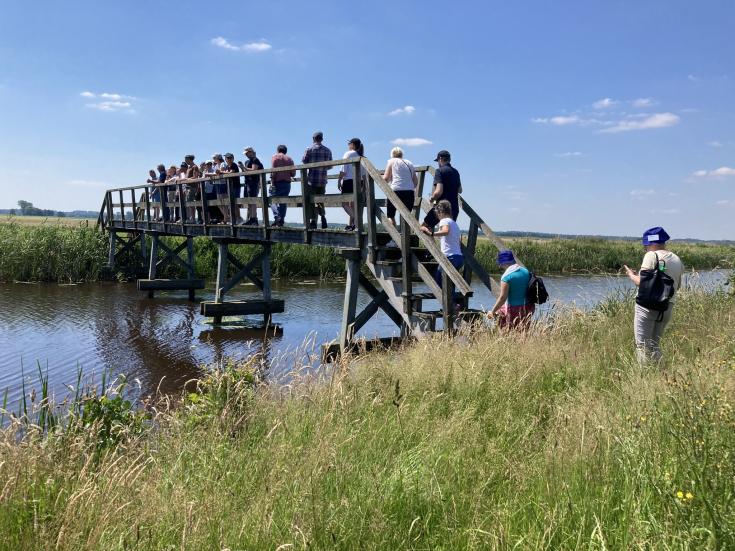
[
  {"left": 320, "top": 216, "right": 328, "bottom": 229},
  {"left": 344, "top": 224, "right": 355, "bottom": 231},
  {"left": 386, "top": 239, "right": 398, "bottom": 248}
]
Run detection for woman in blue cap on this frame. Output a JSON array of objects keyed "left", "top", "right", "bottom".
[
  {"left": 487, "top": 250, "right": 534, "bottom": 330},
  {"left": 624, "top": 226, "right": 684, "bottom": 364}
]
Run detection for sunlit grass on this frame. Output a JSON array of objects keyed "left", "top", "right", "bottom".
[{"left": 1, "top": 289, "right": 733, "bottom": 549}]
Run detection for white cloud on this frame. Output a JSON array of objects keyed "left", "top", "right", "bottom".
[
  {"left": 391, "top": 137, "right": 432, "bottom": 147},
  {"left": 211, "top": 37, "right": 271, "bottom": 52},
  {"left": 650, "top": 208, "right": 680, "bottom": 215},
  {"left": 630, "top": 189, "right": 655, "bottom": 197},
  {"left": 388, "top": 105, "right": 416, "bottom": 116},
  {"left": 80, "top": 91, "right": 136, "bottom": 112},
  {"left": 550, "top": 115, "right": 579, "bottom": 126},
  {"left": 632, "top": 97, "right": 655, "bottom": 108},
  {"left": 716, "top": 199, "right": 733, "bottom": 206},
  {"left": 692, "top": 166, "right": 735, "bottom": 178},
  {"left": 600, "top": 112, "right": 680, "bottom": 133},
  {"left": 592, "top": 97, "right": 617, "bottom": 109},
  {"left": 708, "top": 141, "right": 724, "bottom": 148},
  {"left": 554, "top": 151, "right": 582, "bottom": 158}
]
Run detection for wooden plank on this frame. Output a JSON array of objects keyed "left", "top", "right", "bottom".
[
  {"left": 321, "top": 336, "right": 412, "bottom": 363},
  {"left": 260, "top": 173, "right": 269, "bottom": 239},
  {"left": 200, "top": 299, "right": 285, "bottom": 317},
  {"left": 365, "top": 174, "right": 378, "bottom": 264},
  {"left": 147, "top": 234, "right": 159, "bottom": 298},
  {"left": 310, "top": 194, "right": 352, "bottom": 207},
  {"left": 350, "top": 290, "right": 389, "bottom": 335},
  {"left": 339, "top": 257, "right": 361, "bottom": 351},
  {"left": 220, "top": 250, "right": 265, "bottom": 296},
  {"left": 300, "top": 168, "right": 311, "bottom": 242},
  {"left": 441, "top": 271, "right": 454, "bottom": 336},
  {"left": 400, "top": 218, "right": 413, "bottom": 316},
  {"left": 362, "top": 159, "right": 471, "bottom": 294},
  {"left": 215, "top": 242, "right": 228, "bottom": 303},
  {"left": 137, "top": 279, "right": 205, "bottom": 291},
  {"left": 414, "top": 169, "right": 426, "bottom": 219},
  {"left": 463, "top": 220, "right": 478, "bottom": 285},
  {"left": 357, "top": 273, "right": 405, "bottom": 328}
]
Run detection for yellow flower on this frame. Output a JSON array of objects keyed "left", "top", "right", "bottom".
[
  {"left": 686, "top": 492, "right": 694, "bottom": 500},
  {"left": 676, "top": 491, "right": 684, "bottom": 499}
]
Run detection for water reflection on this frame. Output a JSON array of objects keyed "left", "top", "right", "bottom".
[{"left": 0, "top": 270, "right": 729, "bottom": 405}]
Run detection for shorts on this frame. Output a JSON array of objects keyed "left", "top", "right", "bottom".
[
  {"left": 215, "top": 182, "right": 227, "bottom": 195},
  {"left": 387, "top": 189, "right": 415, "bottom": 219},
  {"left": 151, "top": 188, "right": 161, "bottom": 202},
  {"left": 185, "top": 187, "right": 198, "bottom": 202},
  {"left": 244, "top": 180, "right": 260, "bottom": 198},
  {"left": 341, "top": 179, "right": 354, "bottom": 194}
]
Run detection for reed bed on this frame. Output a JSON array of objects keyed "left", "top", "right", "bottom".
[
  {"left": 1, "top": 289, "right": 734, "bottom": 549},
  {"left": 0, "top": 221, "right": 732, "bottom": 283}
]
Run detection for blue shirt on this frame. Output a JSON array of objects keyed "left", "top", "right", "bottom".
[{"left": 501, "top": 266, "right": 531, "bottom": 306}]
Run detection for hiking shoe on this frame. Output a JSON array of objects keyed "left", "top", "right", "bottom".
[
  {"left": 320, "top": 216, "right": 328, "bottom": 229},
  {"left": 344, "top": 224, "right": 355, "bottom": 231}
]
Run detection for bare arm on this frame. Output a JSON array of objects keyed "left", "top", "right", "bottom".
[
  {"left": 623, "top": 265, "right": 641, "bottom": 286},
  {"left": 383, "top": 160, "right": 393, "bottom": 183},
  {"left": 488, "top": 281, "right": 510, "bottom": 317},
  {"left": 431, "top": 183, "right": 444, "bottom": 201}
]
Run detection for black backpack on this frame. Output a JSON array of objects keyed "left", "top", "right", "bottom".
[
  {"left": 636, "top": 253, "right": 675, "bottom": 313},
  {"left": 526, "top": 272, "right": 549, "bottom": 305}
]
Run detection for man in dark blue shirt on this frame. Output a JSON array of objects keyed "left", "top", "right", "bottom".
[
  {"left": 238, "top": 147, "right": 264, "bottom": 225},
  {"left": 423, "top": 150, "right": 462, "bottom": 230}
]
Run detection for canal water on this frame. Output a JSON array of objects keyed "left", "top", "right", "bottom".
[{"left": 0, "top": 270, "right": 729, "bottom": 407}]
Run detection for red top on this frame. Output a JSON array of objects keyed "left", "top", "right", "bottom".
[{"left": 271, "top": 153, "right": 296, "bottom": 183}]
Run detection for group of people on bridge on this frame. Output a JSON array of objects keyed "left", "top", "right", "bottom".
[{"left": 142, "top": 131, "right": 461, "bottom": 233}]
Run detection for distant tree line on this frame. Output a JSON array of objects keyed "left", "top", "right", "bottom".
[{"left": 15, "top": 200, "right": 66, "bottom": 218}]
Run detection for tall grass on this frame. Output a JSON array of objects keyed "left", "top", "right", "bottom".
[
  {"left": 0, "top": 222, "right": 733, "bottom": 283},
  {"left": 1, "top": 289, "right": 734, "bottom": 549}
]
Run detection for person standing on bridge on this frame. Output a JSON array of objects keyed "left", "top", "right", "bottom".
[
  {"left": 222, "top": 153, "right": 242, "bottom": 224},
  {"left": 422, "top": 150, "right": 462, "bottom": 232},
  {"left": 238, "top": 147, "right": 264, "bottom": 225},
  {"left": 383, "top": 146, "right": 418, "bottom": 228},
  {"left": 302, "top": 131, "right": 333, "bottom": 229},
  {"left": 212, "top": 153, "right": 229, "bottom": 223},
  {"left": 420, "top": 200, "right": 464, "bottom": 308},
  {"left": 623, "top": 226, "right": 683, "bottom": 365},
  {"left": 270, "top": 144, "right": 295, "bottom": 227},
  {"left": 338, "top": 138, "right": 364, "bottom": 231}
]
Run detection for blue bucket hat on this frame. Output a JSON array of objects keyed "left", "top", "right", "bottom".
[
  {"left": 497, "top": 250, "right": 516, "bottom": 265},
  {"left": 642, "top": 226, "right": 670, "bottom": 246}
]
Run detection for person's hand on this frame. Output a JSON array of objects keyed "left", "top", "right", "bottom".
[
  {"left": 486, "top": 310, "right": 496, "bottom": 319},
  {"left": 419, "top": 226, "right": 431, "bottom": 236},
  {"left": 623, "top": 265, "right": 635, "bottom": 276}
]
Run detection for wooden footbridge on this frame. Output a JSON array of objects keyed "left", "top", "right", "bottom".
[{"left": 98, "top": 156, "right": 508, "bottom": 358}]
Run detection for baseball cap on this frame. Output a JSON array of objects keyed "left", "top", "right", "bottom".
[
  {"left": 642, "top": 227, "right": 670, "bottom": 246},
  {"left": 313, "top": 131, "right": 324, "bottom": 141},
  {"left": 434, "top": 150, "right": 451, "bottom": 162},
  {"left": 184, "top": 154, "right": 195, "bottom": 160}
]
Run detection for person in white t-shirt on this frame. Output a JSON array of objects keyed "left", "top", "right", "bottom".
[
  {"left": 624, "top": 226, "right": 684, "bottom": 364},
  {"left": 420, "top": 200, "right": 464, "bottom": 300},
  {"left": 338, "top": 138, "right": 363, "bottom": 231},
  {"left": 383, "top": 147, "right": 418, "bottom": 227}
]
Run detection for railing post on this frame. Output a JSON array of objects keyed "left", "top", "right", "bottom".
[
  {"left": 414, "top": 169, "right": 426, "bottom": 220},
  {"left": 300, "top": 168, "right": 311, "bottom": 243},
  {"left": 401, "top": 217, "right": 413, "bottom": 318},
  {"left": 226, "top": 179, "right": 235, "bottom": 234},
  {"left": 463, "top": 220, "right": 479, "bottom": 286},
  {"left": 147, "top": 235, "right": 159, "bottom": 298},
  {"left": 200, "top": 181, "right": 209, "bottom": 231},
  {"left": 442, "top": 271, "right": 454, "bottom": 336},
  {"left": 365, "top": 174, "right": 378, "bottom": 264},
  {"left": 177, "top": 182, "right": 185, "bottom": 229},
  {"left": 131, "top": 188, "right": 138, "bottom": 230},
  {"left": 261, "top": 242, "right": 272, "bottom": 325},
  {"left": 118, "top": 190, "right": 124, "bottom": 223},
  {"left": 352, "top": 159, "right": 363, "bottom": 247},
  {"left": 105, "top": 192, "right": 113, "bottom": 226},
  {"left": 144, "top": 185, "right": 151, "bottom": 228},
  {"left": 108, "top": 230, "right": 117, "bottom": 269},
  {"left": 260, "top": 172, "right": 269, "bottom": 238},
  {"left": 186, "top": 237, "right": 195, "bottom": 301}
]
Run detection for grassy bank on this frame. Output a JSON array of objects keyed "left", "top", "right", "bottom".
[
  {"left": 1, "top": 290, "right": 734, "bottom": 549},
  {"left": 0, "top": 220, "right": 733, "bottom": 283}
]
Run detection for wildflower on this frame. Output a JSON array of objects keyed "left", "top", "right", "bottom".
[
  {"left": 686, "top": 492, "right": 694, "bottom": 500},
  {"left": 676, "top": 491, "right": 684, "bottom": 499}
]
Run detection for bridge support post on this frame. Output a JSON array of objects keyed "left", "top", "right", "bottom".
[
  {"left": 203, "top": 239, "right": 284, "bottom": 324},
  {"left": 147, "top": 235, "right": 159, "bottom": 298},
  {"left": 186, "top": 237, "right": 195, "bottom": 301},
  {"left": 339, "top": 251, "right": 361, "bottom": 353},
  {"left": 107, "top": 230, "right": 117, "bottom": 269}
]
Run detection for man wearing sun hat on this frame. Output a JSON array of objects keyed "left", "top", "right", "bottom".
[{"left": 624, "top": 226, "right": 684, "bottom": 364}]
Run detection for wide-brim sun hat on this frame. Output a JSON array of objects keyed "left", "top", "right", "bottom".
[
  {"left": 497, "top": 250, "right": 515, "bottom": 265},
  {"left": 642, "top": 226, "right": 670, "bottom": 245}
]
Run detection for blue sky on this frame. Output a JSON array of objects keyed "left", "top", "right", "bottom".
[{"left": 0, "top": 0, "right": 733, "bottom": 239}]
